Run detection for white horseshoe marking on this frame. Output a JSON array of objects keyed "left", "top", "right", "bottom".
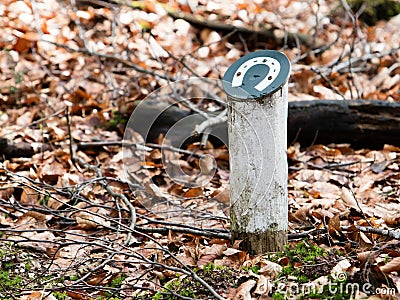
[{"left": 231, "top": 56, "right": 281, "bottom": 91}]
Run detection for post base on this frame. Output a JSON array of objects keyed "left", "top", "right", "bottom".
[{"left": 232, "top": 230, "right": 287, "bottom": 254}]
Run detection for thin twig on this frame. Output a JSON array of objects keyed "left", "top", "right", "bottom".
[
  {"left": 194, "top": 109, "right": 227, "bottom": 136},
  {"left": 65, "top": 107, "right": 137, "bottom": 244}
]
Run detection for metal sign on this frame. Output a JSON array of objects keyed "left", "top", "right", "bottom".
[{"left": 223, "top": 50, "right": 291, "bottom": 100}]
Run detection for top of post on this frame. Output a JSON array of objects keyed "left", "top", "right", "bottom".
[{"left": 222, "top": 50, "right": 291, "bottom": 101}]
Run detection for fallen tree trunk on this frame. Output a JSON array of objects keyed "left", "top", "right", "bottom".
[
  {"left": 6, "top": 100, "right": 398, "bottom": 159},
  {"left": 0, "top": 138, "right": 51, "bottom": 159},
  {"left": 288, "top": 100, "right": 400, "bottom": 148},
  {"left": 133, "top": 100, "right": 400, "bottom": 149}
]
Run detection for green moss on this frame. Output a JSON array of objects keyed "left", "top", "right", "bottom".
[
  {"left": 53, "top": 291, "right": 68, "bottom": 300},
  {"left": 162, "top": 278, "right": 195, "bottom": 300},
  {"left": 152, "top": 263, "right": 239, "bottom": 299},
  {"left": 0, "top": 270, "right": 23, "bottom": 288},
  {"left": 24, "top": 262, "right": 31, "bottom": 271},
  {"left": 241, "top": 265, "right": 260, "bottom": 274},
  {"left": 266, "top": 241, "right": 356, "bottom": 299},
  {"left": 111, "top": 274, "right": 127, "bottom": 287},
  {"left": 69, "top": 275, "right": 79, "bottom": 281},
  {"left": 286, "top": 240, "right": 326, "bottom": 263},
  {"left": 269, "top": 240, "right": 327, "bottom": 265},
  {"left": 297, "top": 274, "right": 309, "bottom": 284},
  {"left": 201, "top": 262, "right": 225, "bottom": 274},
  {"left": 272, "top": 292, "right": 286, "bottom": 300},
  {"left": 305, "top": 278, "right": 353, "bottom": 299},
  {"left": 99, "top": 273, "right": 128, "bottom": 299},
  {"left": 105, "top": 110, "right": 128, "bottom": 131},
  {"left": 39, "top": 194, "right": 50, "bottom": 206}
]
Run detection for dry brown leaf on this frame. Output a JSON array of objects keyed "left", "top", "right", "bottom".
[
  {"left": 20, "top": 291, "right": 57, "bottom": 300},
  {"left": 176, "top": 251, "right": 197, "bottom": 267},
  {"left": 328, "top": 214, "right": 341, "bottom": 235},
  {"left": 197, "top": 243, "right": 227, "bottom": 267},
  {"left": 40, "top": 161, "right": 65, "bottom": 183},
  {"left": 234, "top": 279, "right": 256, "bottom": 300},
  {"left": 13, "top": 32, "right": 39, "bottom": 53},
  {"left": 13, "top": 231, "right": 57, "bottom": 253},
  {"left": 199, "top": 154, "right": 216, "bottom": 175},
  {"left": 331, "top": 259, "right": 351, "bottom": 280},
  {"left": 87, "top": 272, "right": 108, "bottom": 285},
  {"left": 290, "top": 206, "right": 310, "bottom": 222},
  {"left": 311, "top": 182, "right": 340, "bottom": 199},
  {"left": 313, "top": 85, "right": 343, "bottom": 99},
  {"left": 341, "top": 187, "right": 358, "bottom": 209},
  {"left": 25, "top": 211, "right": 51, "bottom": 222},
  {"left": 20, "top": 187, "right": 40, "bottom": 205},
  {"left": 383, "top": 214, "right": 400, "bottom": 226},
  {"left": 76, "top": 10, "right": 94, "bottom": 21},
  {"left": 213, "top": 247, "right": 247, "bottom": 268},
  {"left": 359, "top": 232, "right": 373, "bottom": 249},
  {"left": 223, "top": 247, "right": 242, "bottom": 256},
  {"left": 258, "top": 260, "right": 282, "bottom": 280},
  {"left": 380, "top": 257, "right": 400, "bottom": 274},
  {"left": 167, "top": 184, "right": 184, "bottom": 195},
  {"left": 254, "top": 275, "right": 272, "bottom": 295},
  {"left": 213, "top": 187, "right": 230, "bottom": 205},
  {"left": 184, "top": 187, "right": 204, "bottom": 198},
  {"left": 357, "top": 251, "right": 377, "bottom": 264},
  {"left": 75, "top": 211, "right": 111, "bottom": 230},
  {"left": 293, "top": 68, "right": 315, "bottom": 93},
  {"left": 66, "top": 290, "right": 92, "bottom": 300}
]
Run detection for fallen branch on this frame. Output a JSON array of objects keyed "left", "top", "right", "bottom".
[
  {"left": 136, "top": 224, "right": 400, "bottom": 242},
  {"left": 351, "top": 225, "right": 400, "bottom": 240},
  {"left": 161, "top": 3, "right": 315, "bottom": 48},
  {"left": 77, "top": 140, "right": 206, "bottom": 158}
]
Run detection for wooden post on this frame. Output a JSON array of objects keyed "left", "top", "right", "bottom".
[{"left": 222, "top": 50, "right": 291, "bottom": 253}]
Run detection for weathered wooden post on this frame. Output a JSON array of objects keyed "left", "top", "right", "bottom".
[{"left": 222, "top": 50, "right": 291, "bottom": 253}]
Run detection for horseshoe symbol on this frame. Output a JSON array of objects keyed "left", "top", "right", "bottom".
[
  {"left": 231, "top": 57, "right": 281, "bottom": 92},
  {"left": 223, "top": 50, "right": 290, "bottom": 99}
]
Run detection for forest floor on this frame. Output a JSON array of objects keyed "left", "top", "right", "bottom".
[{"left": 0, "top": 0, "right": 399, "bottom": 299}]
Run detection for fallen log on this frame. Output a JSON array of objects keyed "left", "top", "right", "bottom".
[
  {"left": 288, "top": 100, "right": 400, "bottom": 148},
  {"left": 163, "top": 6, "right": 313, "bottom": 48},
  {"left": 0, "top": 138, "right": 51, "bottom": 159},
  {"left": 131, "top": 99, "right": 400, "bottom": 149}
]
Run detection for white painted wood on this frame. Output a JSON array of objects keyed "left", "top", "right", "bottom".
[{"left": 228, "top": 84, "right": 288, "bottom": 253}]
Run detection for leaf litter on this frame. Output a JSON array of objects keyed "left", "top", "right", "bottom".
[{"left": 0, "top": 0, "right": 399, "bottom": 298}]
